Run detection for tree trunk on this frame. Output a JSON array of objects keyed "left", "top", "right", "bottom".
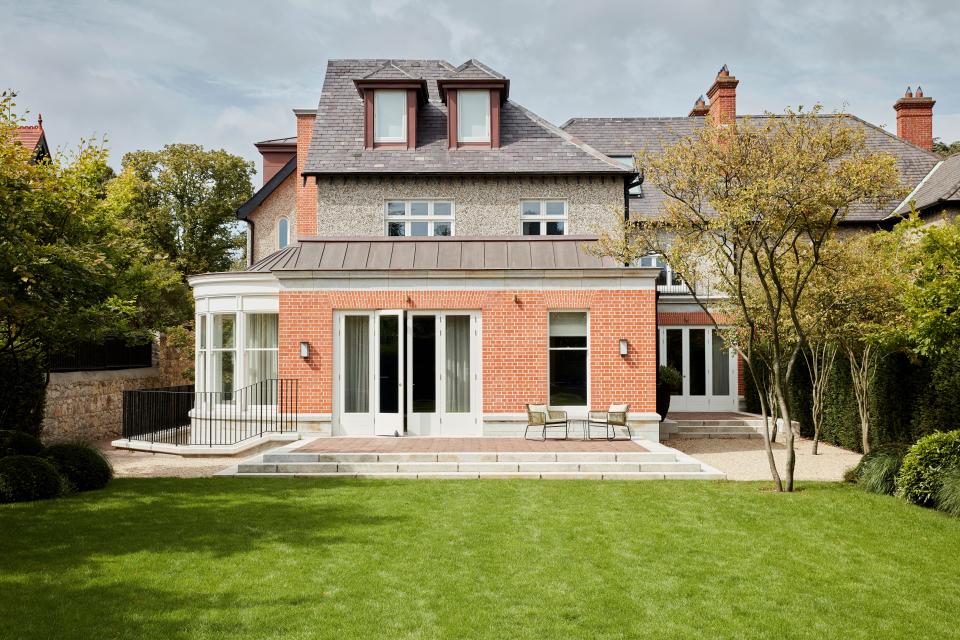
[
  {"left": 846, "top": 343, "right": 876, "bottom": 455},
  {"left": 756, "top": 379, "right": 783, "bottom": 492}
]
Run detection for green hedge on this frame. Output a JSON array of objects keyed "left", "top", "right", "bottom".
[
  {"left": 44, "top": 444, "right": 113, "bottom": 492},
  {"left": 896, "top": 430, "right": 960, "bottom": 506},
  {"left": 0, "top": 350, "right": 47, "bottom": 437},
  {"left": 0, "top": 455, "right": 62, "bottom": 503},
  {"left": 0, "top": 430, "right": 44, "bottom": 458}
]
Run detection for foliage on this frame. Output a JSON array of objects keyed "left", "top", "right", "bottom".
[
  {"left": 0, "top": 92, "right": 186, "bottom": 359},
  {"left": 164, "top": 324, "right": 196, "bottom": 382},
  {"left": 118, "top": 144, "right": 255, "bottom": 281},
  {"left": 657, "top": 364, "right": 682, "bottom": 392},
  {"left": 44, "top": 443, "right": 113, "bottom": 492},
  {"left": 932, "top": 138, "right": 960, "bottom": 158},
  {"left": 0, "top": 455, "right": 61, "bottom": 503},
  {"left": 895, "top": 430, "right": 960, "bottom": 506},
  {"left": 0, "top": 348, "right": 46, "bottom": 436},
  {"left": 936, "top": 467, "right": 960, "bottom": 517},
  {"left": 0, "top": 429, "right": 43, "bottom": 458},
  {"left": 901, "top": 219, "right": 960, "bottom": 357},
  {"left": 855, "top": 444, "right": 910, "bottom": 495},
  {"left": 594, "top": 107, "right": 903, "bottom": 491},
  {"left": 912, "top": 345, "right": 960, "bottom": 437}
]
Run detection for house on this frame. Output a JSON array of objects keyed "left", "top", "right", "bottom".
[
  {"left": 13, "top": 114, "right": 50, "bottom": 162},
  {"left": 191, "top": 59, "right": 945, "bottom": 442}
]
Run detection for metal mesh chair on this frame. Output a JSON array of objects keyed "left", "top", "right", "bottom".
[
  {"left": 587, "top": 404, "right": 631, "bottom": 440},
  {"left": 524, "top": 404, "right": 569, "bottom": 440}
]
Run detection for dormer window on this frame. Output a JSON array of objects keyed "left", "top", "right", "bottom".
[
  {"left": 457, "top": 90, "right": 491, "bottom": 143},
  {"left": 374, "top": 90, "right": 407, "bottom": 144}
]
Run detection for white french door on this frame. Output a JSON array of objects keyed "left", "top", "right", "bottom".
[
  {"left": 406, "top": 311, "right": 481, "bottom": 436},
  {"left": 335, "top": 310, "right": 481, "bottom": 436},
  {"left": 659, "top": 326, "right": 737, "bottom": 411}
]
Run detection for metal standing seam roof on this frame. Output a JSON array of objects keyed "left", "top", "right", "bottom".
[
  {"left": 302, "top": 59, "right": 632, "bottom": 176},
  {"left": 246, "top": 236, "right": 627, "bottom": 272},
  {"left": 562, "top": 114, "right": 941, "bottom": 223}
]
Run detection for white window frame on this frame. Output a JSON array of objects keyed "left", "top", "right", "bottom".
[
  {"left": 277, "top": 217, "right": 290, "bottom": 250},
  {"left": 457, "top": 89, "right": 491, "bottom": 143},
  {"left": 520, "top": 200, "right": 568, "bottom": 236},
  {"left": 384, "top": 200, "right": 455, "bottom": 237},
  {"left": 374, "top": 90, "right": 407, "bottom": 144},
  {"left": 196, "top": 311, "right": 280, "bottom": 405},
  {"left": 638, "top": 253, "right": 684, "bottom": 291},
  {"left": 208, "top": 313, "right": 237, "bottom": 401},
  {"left": 547, "top": 310, "right": 590, "bottom": 411},
  {"left": 244, "top": 313, "right": 279, "bottom": 391}
]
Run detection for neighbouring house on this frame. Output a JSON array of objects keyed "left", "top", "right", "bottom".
[
  {"left": 13, "top": 114, "right": 50, "bottom": 162},
  {"left": 188, "top": 59, "right": 946, "bottom": 442}
]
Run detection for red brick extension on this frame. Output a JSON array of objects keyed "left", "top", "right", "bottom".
[{"left": 279, "top": 289, "right": 657, "bottom": 415}]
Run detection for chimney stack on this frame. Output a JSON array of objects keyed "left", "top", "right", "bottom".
[
  {"left": 894, "top": 85, "right": 935, "bottom": 151},
  {"left": 706, "top": 64, "right": 738, "bottom": 126},
  {"left": 688, "top": 95, "right": 710, "bottom": 117}
]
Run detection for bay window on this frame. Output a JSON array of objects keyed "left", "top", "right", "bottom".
[
  {"left": 196, "top": 311, "right": 279, "bottom": 404},
  {"left": 457, "top": 89, "right": 491, "bottom": 143},
  {"left": 548, "top": 312, "right": 588, "bottom": 406},
  {"left": 211, "top": 314, "right": 236, "bottom": 401}
]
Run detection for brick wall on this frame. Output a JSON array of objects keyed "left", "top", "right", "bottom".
[
  {"left": 279, "top": 288, "right": 657, "bottom": 415},
  {"left": 295, "top": 112, "right": 317, "bottom": 237}
]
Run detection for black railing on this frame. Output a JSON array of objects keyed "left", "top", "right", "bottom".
[
  {"left": 50, "top": 338, "right": 153, "bottom": 372},
  {"left": 122, "top": 379, "right": 299, "bottom": 446}
]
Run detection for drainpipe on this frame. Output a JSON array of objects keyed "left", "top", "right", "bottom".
[{"left": 244, "top": 219, "right": 255, "bottom": 267}]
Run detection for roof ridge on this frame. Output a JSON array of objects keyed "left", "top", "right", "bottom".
[{"left": 841, "top": 113, "right": 941, "bottom": 159}]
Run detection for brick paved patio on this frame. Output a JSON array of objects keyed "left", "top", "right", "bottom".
[{"left": 296, "top": 437, "right": 648, "bottom": 453}]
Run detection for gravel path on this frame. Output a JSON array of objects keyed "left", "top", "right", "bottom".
[
  {"left": 670, "top": 436, "right": 861, "bottom": 481},
  {"left": 100, "top": 443, "right": 235, "bottom": 478}
]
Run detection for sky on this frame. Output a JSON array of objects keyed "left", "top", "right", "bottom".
[{"left": 4, "top": 0, "right": 959, "bottom": 178}]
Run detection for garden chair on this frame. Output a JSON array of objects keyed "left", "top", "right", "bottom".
[
  {"left": 587, "top": 404, "right": 631, "bottom": 440},
  {"left": 524, "top": 404, "right": 569, "bottom": 440}
]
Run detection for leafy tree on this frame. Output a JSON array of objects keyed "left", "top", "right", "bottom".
[
  {"left": 594, "top": 107, "right": 903, "bottom": 491},
  {"left": 933, "top": 138, "right": 960, "bottom": 158},
  {"left": 119, "top": 144, "right": 255, "bottom": 280},
  {"left": 0, "top": 93, "right": 184, "bottom": 431},
  {"left": 901, "top": 218, "right": 960, "bottom": 356}
]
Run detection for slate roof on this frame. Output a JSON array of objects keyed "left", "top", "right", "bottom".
[
  {"left": 562, "top": 115, "right": 941, "bottom": 223},
  {"left": 443, "top": 59, "right": 506, "bottom": 80},
  {"left": 246, "top": 236, "right": 626, "bottom": 272},
  {"left": 893, "top": 154, "right": 960, "bottom": 215},
  {"left": 302, "top": 59, "right": 630, "bottom": 176}
]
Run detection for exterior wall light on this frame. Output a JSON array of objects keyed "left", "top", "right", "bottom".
[
  {"left": 619, "top": 339, "right": 629, "bottom": 357},
  {"left": 299, "top": 341, "right": 310, "bottom": 359}
]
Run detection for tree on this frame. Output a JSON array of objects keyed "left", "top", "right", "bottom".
[
  {"left": 0, "top": 94, "right": 185, "bottom": 430},
  {"left": 901, "top": 217, "right": 960, "bottom": 357},
  {"left": 933, "top": 138, "right": 960, "bottom": 158},
  {"left": 594, "top": 107, "right": 903, "bottom": 491},
  {"left": 119, "top": 144, "right": 255, "bottom": 281}
]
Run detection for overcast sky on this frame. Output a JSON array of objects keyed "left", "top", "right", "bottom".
[{"left": 4, "top": 0, "right": 959, "bottom": 177}]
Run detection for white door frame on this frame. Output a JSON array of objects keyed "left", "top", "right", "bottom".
[
  {"left": 334, "top": 311, "right": 374, "bottom": 435},
  {"left": 659, "top": 326, "right": 737, "bottom": 412},
  {"left": 374, "top": 310, "right": 404, "bottom": 435}
]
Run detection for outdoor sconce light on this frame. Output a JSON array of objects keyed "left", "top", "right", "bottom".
[
  {"left": 299, "top": 341, "right": 310, "bottom": 359},
  {"left": 619, "top": 339, "right": 629, "bottom": 357}
]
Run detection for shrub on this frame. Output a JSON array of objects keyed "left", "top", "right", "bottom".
[
  {"left": 936, "top": 467, "right": 960, "bottom": 517},
  {"left": 658, "top": 365, "right": 682, "bottom": 393},
  {"left": 0, "top": 350, "right": 47, "bottom": 437},
  {"left": 842, "top": 464, "right": 860, "bottom": 484},
  {"left": 0, "top": 429, "right": 44, "bottom": 458},
  {"left": 44, "top": 443, "right": 113, "bottom": 492},
  {"left": 856, "top": 444, "right": 910, "bottom": 495},
  {"left": 0, "top": 455, "right": 62, "bottom": 503},
  {"left": 895, "top": 430, "right": 960, "bottom": 506}
]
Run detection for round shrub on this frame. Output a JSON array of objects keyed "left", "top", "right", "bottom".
[
  {"left": 44, "top": 443, "right": 113, "bottom": 492},
  {"left": 0, "top": 455, "right": 62, "bottom": 503},
  {"left": 895, "top": 430, "right": 960, "bottom": 506},
  {"left": 856, "top": 444, "right": 909, "bottom": 495},
  {"left": 936, "top": 467, "right": 960, "bottom": 517},
  {"left": 0, "top": 429, "right": 44, "bottom": 458}
]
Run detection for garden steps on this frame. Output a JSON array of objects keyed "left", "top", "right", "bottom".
[
  {"left": 221, "top": 447, "right": 725, "bottom": 480},
  {"left": 661, "top": 415, "right": 772, "bottom": 440}
]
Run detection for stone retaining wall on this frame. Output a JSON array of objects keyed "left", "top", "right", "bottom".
[{"left": 42, "top": 336, "right": 191, "bottom": 443}]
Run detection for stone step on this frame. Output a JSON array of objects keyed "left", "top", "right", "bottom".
[
  {"left": 261, "top": 451, "right": 679, "bottom": 464},
  {"left": 675, "top": 425, "right": 760, "bottom": 433},
  {"left": 229, "top": 470, "right": 726, "bottom": 480},
  {"left": 236, "top": 459, "right": 705, "bottom": 475}
]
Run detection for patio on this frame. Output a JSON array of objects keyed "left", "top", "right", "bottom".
[{"left": 293, "top": 437, "right": 649, "bottom": 454}]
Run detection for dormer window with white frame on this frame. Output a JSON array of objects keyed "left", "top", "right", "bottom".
[
  {"left": 457, "top": 89, "right": 491, "bottom": 143},
  {"left": 521, "top": 200, "right": 567, "bottom": 236},
  {"left": 374, "top": 90, "right": 407, "bottom": 144}
]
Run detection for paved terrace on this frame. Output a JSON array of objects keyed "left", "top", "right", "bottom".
[{"left": 294, "top": 437, "right": 648, "bottom": 453}]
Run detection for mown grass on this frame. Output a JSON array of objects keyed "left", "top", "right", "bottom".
[{"left": 1, "top": 479, "right": 958, "bottom": 639}]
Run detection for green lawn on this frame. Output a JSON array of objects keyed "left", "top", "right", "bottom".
[{"left": 1, "top": 479, "right": 959, "bottom": 640}]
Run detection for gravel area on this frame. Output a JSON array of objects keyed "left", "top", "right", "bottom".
[
  {"left": 670, "top": 436, "right": 862, "bottom": 481},
  {"left": 99, "top": 442, "right": 236, "bottom": 478}
]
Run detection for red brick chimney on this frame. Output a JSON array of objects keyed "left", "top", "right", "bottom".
[
  {"left": 894, "top": 86, "right": 935, "bottom": 151},
  {"left": 688, "top": 95, "right": 710, "bottom": 117},
  {"left": 706, "top": 65, "right": 738, "bottom": 126}
]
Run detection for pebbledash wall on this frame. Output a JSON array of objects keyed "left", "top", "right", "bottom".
[
  {"left": 279, "top": 287, "right": 658, "bottom": 435},
  {"left": 250, "top": 173, "right": 297, "bottom": 262},
  {"left": 42, "top": 336, "right": 191, "bottom": 443},
  {"left": 309, "top": 175, "right": 625, "bottom": 237}
]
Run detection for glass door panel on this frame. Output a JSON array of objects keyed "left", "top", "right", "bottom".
[
  {"left": 378, "top": 315, "right": 399, "bottom": 414},
  {"left": 689, "top": 329, "right": 706, "bottom": 396},
  {"left": 712, "top": 332, "right": 730, "bottom": 396},
  {"left": 444, "top": 315, "right": 471, "bottom": 413},
  {"left": 343, "top": 316, "right": 370, "bottom": 413},
  {"left": 411, "top": 315, "right": 437, "bottom": 413}
]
